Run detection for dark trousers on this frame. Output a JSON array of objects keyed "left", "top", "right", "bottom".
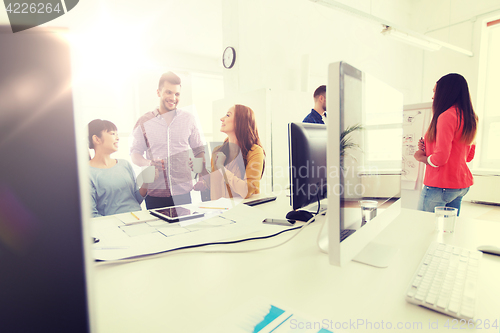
[{"left": 145, "top": 193, "right": 192, "bottom": 210}]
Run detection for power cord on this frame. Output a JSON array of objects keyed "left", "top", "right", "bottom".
[
  {"left": 96, "top": 217, "right": 315, "bottom": 264},
  {"left": 96, "top": 191, "right": 327, "bottom": 264}
]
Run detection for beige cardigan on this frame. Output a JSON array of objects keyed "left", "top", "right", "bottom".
[{"left": 209, "top": 144, "right": 264, "bottom": 200}]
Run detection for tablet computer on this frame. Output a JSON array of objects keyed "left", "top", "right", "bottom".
[{"left": 150, "top": 207, "right": 205, "bottom": 223}]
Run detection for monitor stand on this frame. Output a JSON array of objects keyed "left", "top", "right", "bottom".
[
  {"left": 317, "top": 223, "right": 398, "bottom": 268},
  {"left": 351, "top": 242, "right": 398, "bottom": 268},
  {"left": 307, "top": 201, "right": 328, "bottom": 215}
]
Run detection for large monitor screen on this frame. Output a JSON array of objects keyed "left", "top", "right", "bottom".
[
  {"left": 326, "top": 61, "right": 403, "bottom": 267},
  {"left": 0, "top": 26, "right": 93, "bottom": 331}
]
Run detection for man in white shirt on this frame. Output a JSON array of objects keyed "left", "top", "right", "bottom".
[{"left": 130, "top": 72, "right": 205, "bottom": 209}]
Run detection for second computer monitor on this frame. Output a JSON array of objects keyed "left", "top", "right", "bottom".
[{"left": 288, "top": 122, "right": 327, "bottom": 211}]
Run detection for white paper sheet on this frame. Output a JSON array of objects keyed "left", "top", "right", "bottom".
[{"left": 92, "top": 201, "right": 280, "bottom": 261}]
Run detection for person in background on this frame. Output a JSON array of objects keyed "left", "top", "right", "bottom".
[
  {"left": 193, "top": 104, "right": 265, "bottom": 200},
  {"left": 130, "top": 71, "right": 205, "bottom": 209},
  {"left": 303, "top": 85, "right": 326, "bottom": 124},
  {"left": 89, "top": 119, "right": 152, "bottom": 217},
  {"left": 414, "top": 73, "right": 477, "bottom": 215}
]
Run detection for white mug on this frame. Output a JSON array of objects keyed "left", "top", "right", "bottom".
[
  {"left": 192, "top": 157, "right": 203, "bottom": 174},
  {"left": 140, "top": 165, "right": 155, "bottom": 183}
]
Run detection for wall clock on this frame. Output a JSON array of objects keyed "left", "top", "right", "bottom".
[{"left": 223, "top": 46, "right": 236, "bottom": 69}]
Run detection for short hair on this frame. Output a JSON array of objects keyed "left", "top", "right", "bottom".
[
  {"left": 88, "top": 119, "right": 117, "bottom": 149},
  {"left": 158, "top": 71, "right": 181, "bottom": 89},
  {"left": 313, "top": 85, "right": 326, "bottom": 99}
]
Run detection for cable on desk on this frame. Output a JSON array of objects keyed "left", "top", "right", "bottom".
[
  {"left": 186, "top": 214, "right": 317, "bottom": 255},
  {"left": 96, "top": 194, "right": 324, "bottom": 264},
  {"left": 316, "top": 217, "right": 328, "bottom": 254},
  {"left": 96, "top": 215, "right": 318, "bottom": 264}
]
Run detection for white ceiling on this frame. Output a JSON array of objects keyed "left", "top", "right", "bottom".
[
  {"left": 1, "top": 0, "right": 499, "bottom": 60},
  {"left": 411, "top": 0, "right": 500, "bottom": 32}
]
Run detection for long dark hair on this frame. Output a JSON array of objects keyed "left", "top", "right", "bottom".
[
  {"left": 218, "top": 104, "right": 265, "bottom": 174},
  {"left": 426, "top": 73, "right": 477, "bottom": 144},
  {"left": 88, "top": 119, "right": 117, "bottom": 149}
]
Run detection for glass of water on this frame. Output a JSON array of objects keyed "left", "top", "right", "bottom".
[
  {"left": 359, "top": 200, "right": 378, "bottom": 226},
  {"left": 434, "top": 206, "right": 458, "bottom": 233}
]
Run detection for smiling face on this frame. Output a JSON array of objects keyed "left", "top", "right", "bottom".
[
  {"left": 157, "top": 81, "right": 181, "bottom": 113},
  {"left": 220, "top": 106, "right": 236, "bottom": 134},
  {"left": 94, "top": 130, "right": 119, "bottom": 153}
]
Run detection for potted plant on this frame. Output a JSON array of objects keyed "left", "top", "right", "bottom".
[{"left": 340, "top": 124, "right": 363, "bottom": 166}]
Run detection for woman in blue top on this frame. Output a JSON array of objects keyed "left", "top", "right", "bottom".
[{"left": 89, "top": 119, "right": 151, "bottom": 217}]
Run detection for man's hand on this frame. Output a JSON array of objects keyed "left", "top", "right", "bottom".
[{"left": 150, "top": 158, "right": 165, "bottom": 170}]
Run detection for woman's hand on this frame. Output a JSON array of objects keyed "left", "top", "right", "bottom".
[
  {"left": 414, "top": 149, "right": 428, "bottom": 164},
  {"left": 417, "top": 137, "right": 426, "bottom": 153},
  {"left": 193, "top": 179, "right": 208, "bottom": 191},
  {"left": 215, "top": 152, "right": 226, "bottom": 169}
]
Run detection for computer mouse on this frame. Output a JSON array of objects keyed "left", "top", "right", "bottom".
[
  {"left": 286, "top": 210, "right": 314, "bottom": 222},
  {"left": 477, "top": 245, "right": 500, "bottom": 256}
]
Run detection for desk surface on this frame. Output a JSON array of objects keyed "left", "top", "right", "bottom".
[{"left": 91, "top": 195, "right": 500, "bottom": 333}]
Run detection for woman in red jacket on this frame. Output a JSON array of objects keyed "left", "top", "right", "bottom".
[{"left": 414, "top": 73, "right": 477, "bottom": 215}]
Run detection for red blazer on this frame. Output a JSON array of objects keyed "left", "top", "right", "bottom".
[{"left": 423, "top": 106, "right": 475, "bottom": 189}]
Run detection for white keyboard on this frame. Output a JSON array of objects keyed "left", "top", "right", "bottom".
[{"left": 405, "top": 242, "right": 482, "bottom": 321}]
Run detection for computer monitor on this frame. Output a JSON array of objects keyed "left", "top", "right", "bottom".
[
  {"left": 324, "top": 61, "right": 403, "bottom": 267},
  {"left": 0, "top": 26, "right": 94, "bottom": 331},
  {"left": 288, "top": 123, "right": 327, "bottom": 212}
]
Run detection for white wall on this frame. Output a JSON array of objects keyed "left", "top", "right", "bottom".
[
  {"left": 409, "top": 0, "right": 500, "bottom": 129},
  {"left": 222, "top": 0, "right": 423, "bottom": 101},
  {"left": 220, "top": 0, "right": 425, "bottom": 194}
]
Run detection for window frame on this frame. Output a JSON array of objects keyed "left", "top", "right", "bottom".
[{"left": 473, "top": 16, "right": 500, "bottom": 173}]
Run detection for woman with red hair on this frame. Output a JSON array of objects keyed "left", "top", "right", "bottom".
[{"left": 194, "top": 104, "right": 265, "bottom": 200}]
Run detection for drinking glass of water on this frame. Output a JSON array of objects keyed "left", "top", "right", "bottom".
[
  {"left": 359, "top": 200, "right": 378, "bottom": 226},
  {"left": 434, "top": 206, "right": 457, "bottom": 233}
]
